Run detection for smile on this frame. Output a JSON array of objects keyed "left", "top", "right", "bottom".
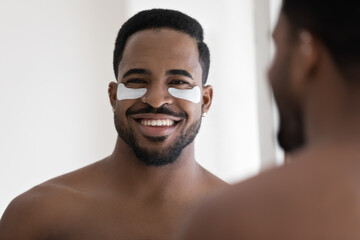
[
  {"left": 140, "top": 119, "right": 175, "bottom": 127},
  {"left": 130, "top": 113, "right": 183, "bottom": 137}
]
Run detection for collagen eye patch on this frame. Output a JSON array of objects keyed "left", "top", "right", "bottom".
[
  {"left": 117, "top": 83, "right": 147, "bottom": 101},
  {"left": 117, "top": 83, "right": 201, "bottom": 103},
  {"left": 168, "top": 86, "right": 201, "bottom": 103}
]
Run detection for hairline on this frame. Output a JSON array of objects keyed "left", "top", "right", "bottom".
[{"left": 116, "top": 27, "right": 206, "bottom": 85}]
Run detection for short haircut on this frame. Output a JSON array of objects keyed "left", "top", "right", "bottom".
[
  {"left": 113, "top": 9, "right": 210, "bottom": 85},
  {"left": 282, "top": 0, "right": 360, "bottom": 79}
]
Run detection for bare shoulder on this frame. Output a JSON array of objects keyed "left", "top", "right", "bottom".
[
  {"left": 0, "top": 160, "right": 107, "bottom": 240},
  {"left": 178, "top": 149, "right": 360, "bottom": 239},
  {"left": 0, "top": 181, "right": 85, "bottom": 239},
  {"left": 177, "top": 163, "right": 303, "bottom": 239}
]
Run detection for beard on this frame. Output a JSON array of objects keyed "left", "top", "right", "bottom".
[
  {"left": 114, "top": 105, "right": 201, "bottom": 166},
  {"left": 270, "top": 48, "right": 306, "bottom": 153},
  {"left": 277, "top": 109, "right": 305, "bottom": 153}
]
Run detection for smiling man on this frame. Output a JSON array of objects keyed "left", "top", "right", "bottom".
[
  {"left": 177, "top": 0, "right": 360, "bottom": 239},
  {"left": 0, "top": 9, "right": 226, "bottom": 240}
]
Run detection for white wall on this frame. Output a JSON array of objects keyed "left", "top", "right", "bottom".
[
  {"left": 0, "top": 0, "right": 125, "bottom": 215},
  {"left": 269, "top": 0, "right": 285, "bottom": 165},
  {"left": 0, "top": 0, "right": 281, "bottom": 216}
]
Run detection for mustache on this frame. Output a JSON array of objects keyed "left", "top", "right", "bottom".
[{"left": 126, "top": 105, "right": 187, "bottom": 119}]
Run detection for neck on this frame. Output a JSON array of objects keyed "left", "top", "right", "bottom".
[{"left": 305, "top": 66, "right": 360, "bottom": 149}]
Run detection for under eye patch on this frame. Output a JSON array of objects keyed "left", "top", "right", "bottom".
[
  {"left": 117, "top": 83, "right": 147, "bottom": 101},
  {"left": 116, "top": 83, "right": 201, "bottom": 103},
  {"left": 168, "top": 86, "right": 201, "bottom": 103}
]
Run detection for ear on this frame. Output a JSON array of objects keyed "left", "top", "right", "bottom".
[
  {"left": 201, "top": 85, "right": 213, "bottom": 114},
  {"left": 291, "top": 31, "right": 320, "bottom": 96},
  {"left": 108, "top": 82, "right": 118, "bottom": 110}
]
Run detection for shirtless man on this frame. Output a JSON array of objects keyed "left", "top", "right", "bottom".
[
  {"left": 177, "top": 1, "right": 360, "bottom": 239},
  {"left": 0, "top": 9, "right": 225, "bottom": 240}
]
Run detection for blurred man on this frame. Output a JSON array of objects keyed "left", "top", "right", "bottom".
[
  {"left": 177, "top": 1, "right": 360, "bottom": 239},
  {"left": 0, "top": 9, "right": 226, "bottom": 240}
]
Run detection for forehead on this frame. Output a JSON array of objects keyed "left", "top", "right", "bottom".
[{"left": 119, "top": 29, "right": 201, "bottom": 76}]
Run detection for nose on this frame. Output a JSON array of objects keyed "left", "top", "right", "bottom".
[{"left": 143, "top": 85, "right": 173, "bottom": 108}]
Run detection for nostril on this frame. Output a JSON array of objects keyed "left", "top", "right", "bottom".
[{"left": 143, "top": 94, "right": 173, "bottom": 108}]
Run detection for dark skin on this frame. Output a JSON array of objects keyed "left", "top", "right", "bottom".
[
  {"left": 176, "top": 13, "right": 360, "bottom": 240},
  {"left": 0, "top": 28, "right": 226, "bottom": 240}
]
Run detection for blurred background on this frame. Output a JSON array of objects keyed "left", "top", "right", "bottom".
[{"left": 0, "top": 0, "right": 282, "bottom": 215}]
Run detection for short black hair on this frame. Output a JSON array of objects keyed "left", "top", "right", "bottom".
[
  {"left": 113, "top": 9, "right": 210, "bottom": 85},
  {"left": 282, "top": 0, "right": 360, "bottom": 79}
]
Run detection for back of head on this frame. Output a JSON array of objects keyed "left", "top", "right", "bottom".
[
  {"left": 282, "top": 0, "right": 360, "bottom": 80},
  {"left": 113, "top": 9, "right": 210, "bottom": 84}
]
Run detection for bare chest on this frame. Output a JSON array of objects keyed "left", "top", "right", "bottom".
[{"left": 46, "top": 198, "right": 185, "bottom": 240}]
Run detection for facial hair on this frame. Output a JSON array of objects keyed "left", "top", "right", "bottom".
[
  {"left": 114, "top": 105, "right": 201, "bottom": 166},
  {"left": 277, "top": 109, "right": 305, "bottom": 153},
  {"left": 271, "top": 47, "right": 306, "bottom": 153}
]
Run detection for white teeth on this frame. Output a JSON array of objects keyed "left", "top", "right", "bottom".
[{"left": 141, "top": 119, "right": 174, "bottom": 127}]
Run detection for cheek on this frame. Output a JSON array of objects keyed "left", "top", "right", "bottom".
[
  {"left": 268, "top": 50, "right": 283, "bottom": 88},
  {"left": 269, "top": 50, "right": 292, "bottom": 97},
  {"left": 115, "top": 100, "right": 135, "bottom": 117},
  {"left": 180, "top": 102, "right": 202, "bottom": 122}
]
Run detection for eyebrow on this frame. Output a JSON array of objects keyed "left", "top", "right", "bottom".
[
  {"left": 122, "top": 68, "right": 193, "bottom": 80},
  {"left": 122, "top": 68, "right": 150, "bottom": 78},
  {"left": 166, "top": 69, "right": 193, "bottom": 79}
]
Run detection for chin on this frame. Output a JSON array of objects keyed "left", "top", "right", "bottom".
[
  {"left": 277, "top": 125, "right": 306, "bottom": 153},
  {"left": 277, "top": 112, "right": 306, "bottom": 153}
]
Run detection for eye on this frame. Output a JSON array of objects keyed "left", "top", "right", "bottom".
[
  {"left": 124, "top": 78, "right": 147, "bottom": 87},
  {"left": 169, "top": 79, "right": 190, "bottom": 86}
]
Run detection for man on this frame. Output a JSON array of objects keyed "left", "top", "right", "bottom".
[
  {"left": 177, "top": 1, "right": 360, "bottom": 239},
  {"left": 0, "top": 9, "right": 226, "bottom": 239}
]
